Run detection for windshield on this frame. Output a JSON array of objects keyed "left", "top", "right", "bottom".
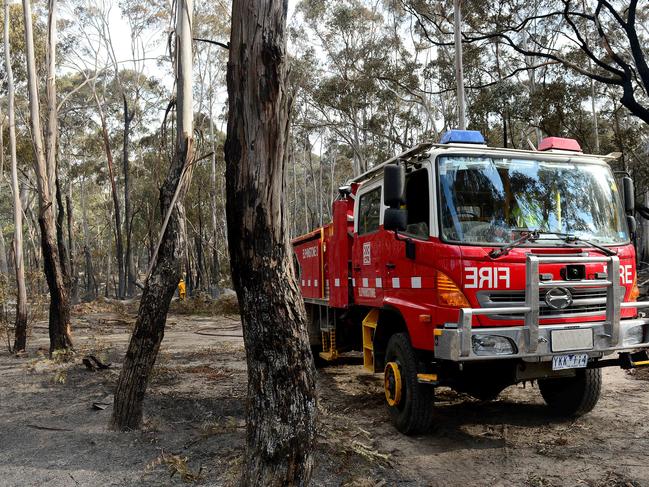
[{"left": 438, "top": 155, "right": 628, "bottom": 245}]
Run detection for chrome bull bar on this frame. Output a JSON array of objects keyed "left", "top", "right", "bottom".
[{"left": 435, "top": 254, "right": 649, "bottom": 361}]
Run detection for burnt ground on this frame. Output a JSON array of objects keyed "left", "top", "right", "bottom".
[{"left": 1, "top": 301, "right": 648, "bottom": 487}]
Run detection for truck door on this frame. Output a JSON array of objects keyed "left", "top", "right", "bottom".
[
  {"left": 383, "top": 166, "right": 434, "bottom": 300},
  {"left": 352, "top": 182, "right": 384, "bottom": 306}
]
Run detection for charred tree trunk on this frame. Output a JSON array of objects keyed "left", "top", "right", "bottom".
[
  {"left": 111, "top": 0, "right": 194, "bottom": 430},
  {"left": 5, "top": 0, "right": 28, "bottom": 352},
  {"left": 225, "top": 1, "right": 317, "bottom": 485},
  {"left": 55, "top": 176, "right": 70, "bottom": 287},
  {"left": 23, "top": 0, "right": 72, "bottom": 353}
]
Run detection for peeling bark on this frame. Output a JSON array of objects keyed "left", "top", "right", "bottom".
[{"left": 225, "top": 1, "right": 317, "bottom": 485}]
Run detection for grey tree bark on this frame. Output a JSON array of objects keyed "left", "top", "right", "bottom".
[
  {"left": 5, "top": 0, "right": 28, "bottom": 352},
  {"left": 22, "top": 0, "right": 72, "bottom": 353},
  {"left": 111, "top": 0, "right": 194, "bottom": 430},
  {"left": 94, "top": 90, "right": 126, "bottom": 300},
  {"left": 224, "top": 1, "right": 317, "bottom": 484}
]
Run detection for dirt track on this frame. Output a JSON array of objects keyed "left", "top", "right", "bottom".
[{"left": 0, "top": 304, "right": 648, "bottom": 486}]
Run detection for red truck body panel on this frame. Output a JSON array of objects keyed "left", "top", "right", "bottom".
[{"left": 293, "top": 212, "right": 637, "bottom": 353}]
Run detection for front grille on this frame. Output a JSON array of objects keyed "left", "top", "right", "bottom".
[{"left": 477, "top": 287, "right": 608, "bottom": 320}]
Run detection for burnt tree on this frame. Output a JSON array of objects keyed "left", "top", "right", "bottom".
[
  {"left": 110, "top": 0, "right": 194, "bottom": 430},
  {"left": 224, "top": 0, "right": 317, "bottom": 485},
  {"left": 22, "top": 0, "right": 72, "bottom": 352}
]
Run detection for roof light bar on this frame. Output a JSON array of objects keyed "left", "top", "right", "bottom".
[
  {"left": 439, "top": 129, "right": 486, "bottom": 145},
  {"left": 538, "top": 137, "right": 582, "bottom": 152}
]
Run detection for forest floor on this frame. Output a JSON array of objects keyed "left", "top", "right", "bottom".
[{"left": 1, "top": 300, "right": 649, "bottom": 487}]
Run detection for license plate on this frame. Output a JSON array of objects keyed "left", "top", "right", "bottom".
[
  {"left": 551, "top": 328, "right": 593, "bottom": 352},
  {"left": 552, "top": 353, "right": 589, "bottom": 371}
]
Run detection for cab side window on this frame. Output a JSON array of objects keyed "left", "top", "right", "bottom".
[
  {"left": 357, "top": 187, "right": 382, "bottom": 235},
  {"left": 404, "top": 168, "right": 430, "bottom": 238}
]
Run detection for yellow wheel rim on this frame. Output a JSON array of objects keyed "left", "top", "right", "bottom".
[{"left": 384, "top": 361, "right": 402, "bottom": 407}]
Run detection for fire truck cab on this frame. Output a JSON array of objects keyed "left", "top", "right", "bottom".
[{"left": 292, "top": 130, "right": 649, "bottom": 434}]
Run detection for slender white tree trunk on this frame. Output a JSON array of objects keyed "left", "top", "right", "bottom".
[
  {"left": 5, "top": 0, "right": 28, "bottom": 352},
  {"left": 45, "top": 0, "right": 57, "bottom": 200},
  {"left": 22, "top": 0, "right": 72, "bottom": 352}
]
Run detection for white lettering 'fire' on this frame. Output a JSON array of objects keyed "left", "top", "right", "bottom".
[{"left": 464, "top": 267, "right": 510, "bottom": 289}]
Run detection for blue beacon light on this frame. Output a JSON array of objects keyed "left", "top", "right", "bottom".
[{"left": 439, "top": 129, "right": 486, "bottom": 144}]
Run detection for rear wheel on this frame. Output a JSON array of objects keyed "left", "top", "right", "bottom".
[
  {"left": 538, "top": 368, "right": 601, "bottom": 417},
  {"left": 384, "top": 333, "right": 433, "bottom": 435}
]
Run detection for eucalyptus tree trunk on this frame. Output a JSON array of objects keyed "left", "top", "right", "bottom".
[
  {"left": 225, "top": 1, "right": 316, "bottom": 484},
  {"left": 23, "top": 0, "right": 72, "bottom": 353},
  {"left": 94, "top": 92, "right": 125, "bottom": 300},
  {"left": 123, "top": 97, "right": 136, "bottom": 297},
  {"left": 5, "top": 0, "right": 28, "bottom": 352},
  {"left": 0, "top": 116, "right": 7, "bottom": 281},
  {"left": 80, "top": 177, "right": 97, "bottom": 300},
  {"left": 55, "top": 176, "right": 70, "bottom": 287},
  {"left": 111, "top": 0, "right": 194, "bottom": 430}
]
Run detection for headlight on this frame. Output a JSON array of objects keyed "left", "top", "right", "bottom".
[
  {"left": 472, "top": 335, "right": 517, "bottom": 356},
  {"left": 623, "top": 326, "right": 644, "bottom": 346}
]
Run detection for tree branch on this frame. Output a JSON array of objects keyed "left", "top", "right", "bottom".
[{"left": 193, "top": 37, "right": 229, "bottom": 50}]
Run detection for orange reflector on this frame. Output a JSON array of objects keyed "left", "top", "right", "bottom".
[
  {"left": 419, "top": 314, "right": 432, "bottom": 323},
  {"left": 436, "top": 271, "right": 470, "bottom": 308},
  {"left": 630, "top": 275, "right": 640, "bottom": 302}
]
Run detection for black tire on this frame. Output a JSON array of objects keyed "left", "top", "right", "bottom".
[
  {"left": 384, "top": 333, "right": 433, "bottom": 435},
  {"left": 538, "top": 368, "right": 601, "bottom": 417}
]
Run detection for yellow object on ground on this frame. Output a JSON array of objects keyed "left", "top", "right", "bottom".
[{"left": 178, "top": 279, "right": 186, "bottom": 300}]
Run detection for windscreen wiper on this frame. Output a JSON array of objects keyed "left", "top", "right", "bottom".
[
  {"left": 489, "top": 229, "right": 617, "bottom": 259},
  {"left": 510, "top": 229, "right": 616, "bottom": 257},
  {"left": 555, "top": 233, "right": 617, "bottom": 256},
  {"left": 489, "top": 230, "right": 539, "bottom": 259}
]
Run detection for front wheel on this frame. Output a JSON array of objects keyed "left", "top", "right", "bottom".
[
  {"left": 384, "top": 333, "right": 433, "bottom": 435},
  {"left": 538, "top": 368, "right": 601, "bottom": 417}
]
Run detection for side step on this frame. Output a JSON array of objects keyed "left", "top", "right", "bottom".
[
  {"left": 362, "top": 309, "right": 379, "bottom": 371},
  {"left": 320, "top": 329, "right": 339, "bottom": 362}
]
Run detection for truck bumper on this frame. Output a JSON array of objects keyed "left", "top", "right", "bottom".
[
  {"left": 434, "top": 254, "right": 649, "bottom": 363},
  {"left": 433, "top": 317, "right": 649, "bottom": 362}
]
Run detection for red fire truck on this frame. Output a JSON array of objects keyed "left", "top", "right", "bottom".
[{"left": 292, "top": 130, "right": 649, "bottom": 434}]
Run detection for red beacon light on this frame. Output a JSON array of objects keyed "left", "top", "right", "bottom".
[{"left": 538, "top": 136, "right": 582, "bottom": 152}]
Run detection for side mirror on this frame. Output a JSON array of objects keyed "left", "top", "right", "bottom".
[
  {"left": 384, "top": 208, "right": 407, "bottom": 232},
  {"left": 384, "top": 164, "right": 405, "bottom": 208},
  {"left": 623, "top": 176, "right": 635, "bottom": 214},
  {"left": 627, "top": 215, "right": 637, "bottom": 235}
]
